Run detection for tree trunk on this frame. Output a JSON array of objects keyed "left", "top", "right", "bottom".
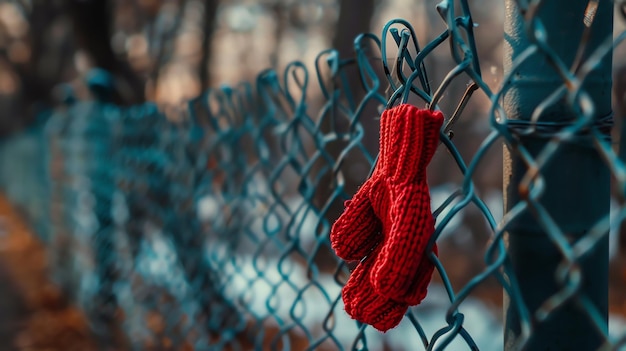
[
  {"left": 0, "top": 0, "right": 62, "bottom": 135},
  {"left": 200, "top": 0, "right": 219, "bottom": 91},
  {"left": 312, "top": 0, "right": 379, "bottom": 270},
  {"left": 66, "top": 0, "right": 146, "bottom": 104},
  {"left": 332, "top": 0, "right": 376, "bottom": 59},
  {"left": 615, "top": 65, "right": 626, "bottom": 255}
]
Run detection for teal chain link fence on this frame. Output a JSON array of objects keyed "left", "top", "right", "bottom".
[{"left": 1, "top": 0, "right": 626, "bottom": 350}]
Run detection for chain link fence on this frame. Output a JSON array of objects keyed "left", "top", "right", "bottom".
[{"left": 1, "top": 0, "right": 626, "bottom": 350}]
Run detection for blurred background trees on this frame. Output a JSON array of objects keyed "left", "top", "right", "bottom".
[
  {"left": 3, "top": 0, "right": 626, "bottom": 250},
  {"left": 0, "top": 0, "right": 510, "bottom": 131},
  {"left": 0, "top": 0, "right": 392, "bottom": 135}
]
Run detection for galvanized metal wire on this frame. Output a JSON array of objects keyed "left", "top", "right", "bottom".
[{"left": 0, "top": 0, "right": 625, "bottom": 350}]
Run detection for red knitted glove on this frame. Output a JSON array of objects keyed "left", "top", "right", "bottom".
[{"left": 331, "top": 104, "right": 442, "bottom": 331}]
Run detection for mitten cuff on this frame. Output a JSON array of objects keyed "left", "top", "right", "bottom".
[{"left": 379, "top": 104, "right": 443, "bottom": 183}]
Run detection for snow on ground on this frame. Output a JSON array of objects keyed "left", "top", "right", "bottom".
[
  {"left": 60, "top": 177, "right": 625, "bottom": 350},
  {"left": 110, "top": 216, "right": 626, "bottom": 351},
  {"left": 207, "top": 243, "right": 504, "bottom": 350},
  {"left": 192, "top": 185, "right": 626, "bottom": 350},
  {"left": 610, "top": 315, "right": 626, "bottom": 350}
]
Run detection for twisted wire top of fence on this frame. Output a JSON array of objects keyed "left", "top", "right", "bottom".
[{"left": 1, "top": 0, "right": 626, "bottom": 350}]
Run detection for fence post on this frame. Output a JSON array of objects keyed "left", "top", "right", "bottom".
[{"left": 503, "top": 0, "right": 613, "bottom": 350}]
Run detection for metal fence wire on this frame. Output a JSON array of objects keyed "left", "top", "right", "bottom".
[{"left": 1, "top": 0, "right": 626, "bottom": 350}]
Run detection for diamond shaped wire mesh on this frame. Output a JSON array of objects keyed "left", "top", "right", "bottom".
[{"left": 0, "top": 0, "right": 625, "bottom": 350}]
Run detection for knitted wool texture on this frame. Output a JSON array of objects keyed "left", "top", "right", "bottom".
[{"left": 330, "top": 104, "right": 443, "bottom": 332}]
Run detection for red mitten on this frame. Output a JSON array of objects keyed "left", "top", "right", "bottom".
[{"left": 331, "top": 104, "right": 442, "bottom": 331}]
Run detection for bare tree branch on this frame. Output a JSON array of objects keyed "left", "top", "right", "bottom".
[{"left": 151, "top": 0, "right": 188, "bottom": 85}]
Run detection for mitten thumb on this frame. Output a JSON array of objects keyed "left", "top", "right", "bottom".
[{"left": 330, "top": 179, "right": 382, "bottom": 261}]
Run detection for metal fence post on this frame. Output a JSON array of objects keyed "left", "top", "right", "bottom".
[{"left": 503, "top": 0, "right": 613, "bottom": 350}]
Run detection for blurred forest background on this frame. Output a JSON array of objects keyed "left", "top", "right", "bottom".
[
  {"left": 0, "top": 0, "right": 508, "bottom": 133},
  {"left": 0, "top": 0, "right": 623, "bottom": 148},
  {"left": 2, "top": 0, "right": 626, "bottom": 249}
]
